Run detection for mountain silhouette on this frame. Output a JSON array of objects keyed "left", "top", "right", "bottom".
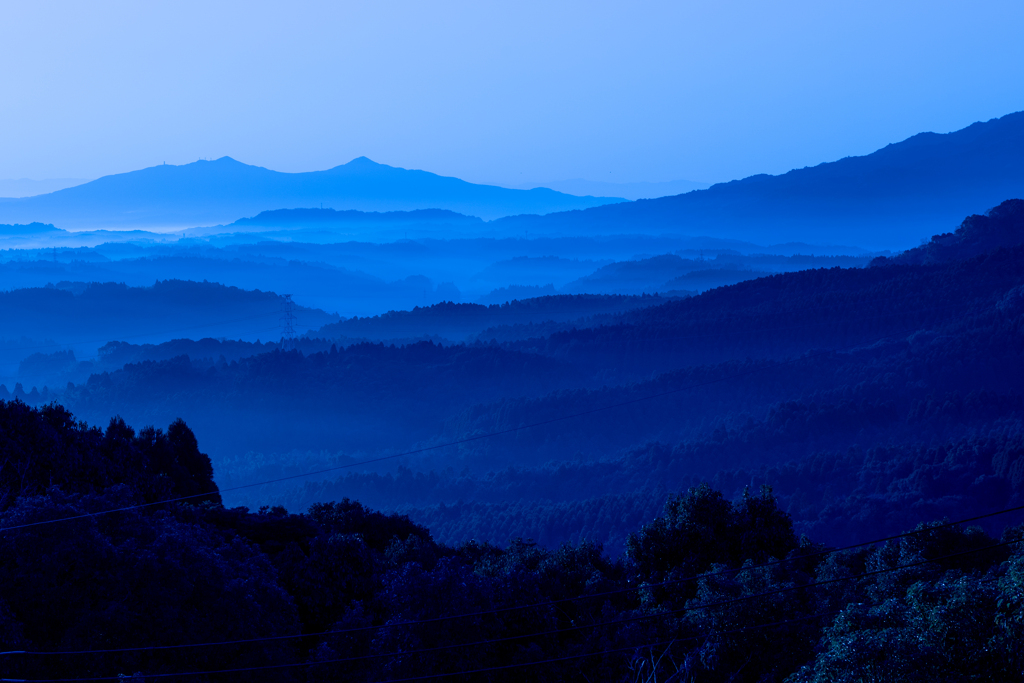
[
  {"left": 0, "top": 157, "right": 625, "bottom": 229},
  {"left": 496, "top": 111, "right": 1024, "bottom": 249}
]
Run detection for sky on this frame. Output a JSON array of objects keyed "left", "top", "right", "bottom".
[{"left": 1, "top": 0, "right": 1023, "bottom": 188}]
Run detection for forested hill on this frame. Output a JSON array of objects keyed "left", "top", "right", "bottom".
[
  {"left": 509, "top": 242, "right": 1023, "bottom": 381},
  {"left": 9, "top": 293, "right": 677, "bottom": 394},
  {"left": 881, "top": 197, "right": 1024, "bottom": 265},
  {"left": 45, "top": 201, "right": 1024, "bottom": 559},
  {"left": 62, "top": 342, "right": 585, "bottom": 458},
  {"left": 0, "top": 279, "right": 336, "bottom": 346},
  {"left": 504, "top": 199, "right": 1024, "bottom": 379},
  {"left": 0, "top": 400, "right": 1022, "bottom": 682},
  {"left": 493, "top": 112, "right": 1024, "bottom": 249},
  {"left": 2, "top": 200, "right": 1024, "bottom": 679}
]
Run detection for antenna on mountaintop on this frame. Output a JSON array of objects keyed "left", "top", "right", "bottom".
[{"left": 280, "top": 294, "right": 297, "bottom": 342}]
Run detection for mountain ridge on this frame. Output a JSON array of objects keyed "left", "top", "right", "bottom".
[
  {"left": 0, "top": 156, "right": 626, "bottom": 228},
  {"left": 494, "top": 111, "right": 1024, "bottom": 249}
]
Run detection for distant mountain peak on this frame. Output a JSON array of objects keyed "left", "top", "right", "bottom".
[
  {"left": 182, "top": 156, "right": 246, "bottom": 167},
  {"left": 0, "top": 152, "right": 623, "bottom": 227}
]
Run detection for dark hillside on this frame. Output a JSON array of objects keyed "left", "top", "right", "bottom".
[
  {"left": 29, "top": 201, "right": 1024, "bottom": 558},
  {"left": 386, "top": 296, "right": 1024, "bottom": 551},
  {"left": 62, "top": 342, "right": 584, "bottom": 459},
  {"left": 0, "top": 401, "right": 1022, "bottom": 682},
  {"left": 507, "top": 247, "right": 1023, "bottom": 383},
  {"left": 881, "top": 197, "right": 1024, "bottom": 265}
]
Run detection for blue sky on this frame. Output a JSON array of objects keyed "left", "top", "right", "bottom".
[{"left": 2, "top": 0, "right": 1023, "bottom": 187}]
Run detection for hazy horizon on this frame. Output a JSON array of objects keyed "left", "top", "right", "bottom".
[
  {"left": 4, "top": 1, "right": 1023, "bottom": 187},
  {"left": 0, "top": 169, "right": 712, "bottom": 202}
]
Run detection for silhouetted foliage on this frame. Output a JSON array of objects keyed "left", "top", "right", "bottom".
[{"left": 1, "top": 404, "right": 1021, "bottom": 681}]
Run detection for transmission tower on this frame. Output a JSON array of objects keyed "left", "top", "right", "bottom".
[{"left": 280, "top": 294, "right": 297, "bottom": 341}]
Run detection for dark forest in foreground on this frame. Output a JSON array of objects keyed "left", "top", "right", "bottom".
[{"left": 0, "top": 400, "right": 1022, "bottom": 682}]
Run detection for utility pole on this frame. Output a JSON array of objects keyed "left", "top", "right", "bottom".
[{"left": 280, "top": 294, "right": 297, "bottom": 343}]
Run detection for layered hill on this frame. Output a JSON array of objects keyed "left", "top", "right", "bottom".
[
  {"left": 0, "top": 280, "right": 337, "bottom": 390},
  {"left": 42, "top": 201, "right": 1024, "bottom": 556},
  {"left": 0, "top": 279, "right": 335, "bottom": 345},
  {"left": 0, "top": 157, "right": 624, "bottom": 229},
  {"left": 0, "top": 222, "right": 62, "bottom": 236},
  {"left": 496, "top": 111, "right": 1024, "bottom": 249}
]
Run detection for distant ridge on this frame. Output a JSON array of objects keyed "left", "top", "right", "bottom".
[
  {"left": 0, "top": 157, "right": 626, "bottom": 229},
  {"left": 495, "top": 111, "right": 1024, "bottom": 249}
]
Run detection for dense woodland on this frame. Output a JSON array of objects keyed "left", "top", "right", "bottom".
[
  {"left": 19, "top": 201, "right": 1019, "bottom": 554},
  {"left": 5, "top": 291, "right": 673, "bottom": 392},
  {"left": 0, "top": 200, "right": 1023, "bottom": 679},
  {"left": 1, "top": 400, "right": 1022, "bottom": 681}
]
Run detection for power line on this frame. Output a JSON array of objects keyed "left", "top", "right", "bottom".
[
  {"left": 279, "top": 294, "right": 296, "bottom": 339},
  {"left": 5, "top": 538, "right": 1017, "bottom": 682}
]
